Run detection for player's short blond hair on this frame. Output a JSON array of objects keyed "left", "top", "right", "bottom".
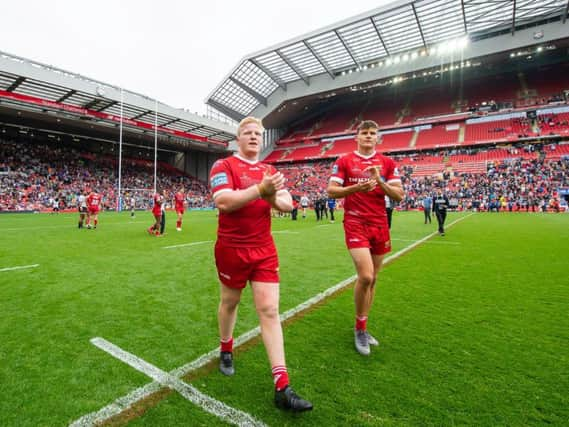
[
  {"left": 237, "top": 116, "right": 264, "bottom": 136},
  {"left": 357, "top": 120, "right": 380, "bottom": 133}
]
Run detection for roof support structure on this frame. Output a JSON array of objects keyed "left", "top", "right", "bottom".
[
  {"left": 162, "top": 118, "right": 180, "bottom": 127},
  {"left": 411, "top": 3, "right": 428, "bottom": 49},
  {"left": 460, "top": 0, "right": 468, "bottom": 33},
  {"left": 468, "top": 1, "right": 509, "bottom": 26},
  {"left": 370, "top": 17, "right": 390, "bottom": 56},
  {"left": 96, "top": 100, "right": 117, "bottom": 112},
  {"left": 6, "top": 77, "right": 25, "bottom": 92},
  {"left": 334, "top": 30, "right": 362, "bottom": 69},
  {"left": 82, "top": 99, "right": 100, "bottom": 110},
  {"left": 229, "top": 76, "right": 268, "bottom": 106},
  {"left": 249, "top": 58, "right": 287, "bottom": 91},
  {"left": 512, "top": 0, "right": 517, "bottom": 34},
  {"left": 56, "top": 90, "right": 76, "bottom": 103},
  {"left": 303, "top": 40, "right": 335, "bottom": 79},
  {"left": 564, "top": 0, "right": 569, "bottom": 23},
  {"left": 131, "top": 111, "right": 150, "bottom": 120},
  {"left": 208, "top": 99, "right": 245, "bottom": 122},
  {"left": 275, "top": 50, "right": 310, "bottom": 85}
]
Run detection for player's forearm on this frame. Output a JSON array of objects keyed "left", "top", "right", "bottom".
[
  {"left": 327, "top": 183, "right": 357, "bottom": 199},
  {"left": 268, "top": 190, "right": 293, "bottom": 212},
  {"left": 214, "top": 185, "right": 261, "bottom": 213},
  {"left": 378, "top": 181, "right": 405, "bottom": 202}
]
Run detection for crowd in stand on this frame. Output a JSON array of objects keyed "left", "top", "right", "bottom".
[
  {"left": 0, "top": 140, "right": 210, "bottom": 212},
  {"left": 1, "top": 139, "right": 568, "bottom": 213},
  {"left": 402, "top": 157, "right": 568, "bottom": 212}
]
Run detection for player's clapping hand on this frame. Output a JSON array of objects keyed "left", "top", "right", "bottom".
[
  {"left": 258, "top": 170, "right": 286, "bottom": 198},
  {"left": 356, "top": 179, "right": 377, "bottom": 193},
  {"left": 365, "top": 165, "right": 382, "bottom": 182}
]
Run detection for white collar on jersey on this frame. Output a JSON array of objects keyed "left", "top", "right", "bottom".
[
  {"left": 235, "top": 154, "right": 260, "bottom": 165},
  {"left": 354, "top": 150, "right": 377, "bottom": 159}
]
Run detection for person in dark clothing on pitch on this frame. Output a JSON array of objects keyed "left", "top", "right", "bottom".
[
  {"left": 433, "top": 188, "right": 449, "bottom": 236},
  {"left": 385, "top": 195, "right": 394, "bottom": 229}
]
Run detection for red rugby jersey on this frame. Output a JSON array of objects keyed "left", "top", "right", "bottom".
[
  {"left": 330, "top": 151, "right": 400, "bottom": 225},
  {"left": 210, "top": 155, "right": 277, "bottom": 247},
  {"left": 174, "top": 192, "right": 185, "bottom": 210},
  {"left": 86, "top": 193, "right": 101, "bottom": 209}
]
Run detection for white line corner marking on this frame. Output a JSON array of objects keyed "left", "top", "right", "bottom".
[
  {"left": 0, "top": 264, "right": 39, "bottom": 272},
  {"left": 90, "top": 338, "right": 266, "bottom": 427}
]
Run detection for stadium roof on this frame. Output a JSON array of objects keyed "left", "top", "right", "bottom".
[
  {"left": 0, "top": 50, "right": 236, "bottom": 150},
  {"left": 206, "top": 0, "right": 569, "bottom": 121}
]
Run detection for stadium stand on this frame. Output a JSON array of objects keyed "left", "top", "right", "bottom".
[
  {"left": 0, "top": 139, "right": 210, "bottom": 212},
  {"left": 271, "top": 143, "right": 568, "bottom": 213}
]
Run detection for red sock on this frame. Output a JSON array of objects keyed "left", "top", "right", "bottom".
[
  {"left": 220, "top": 337, "right": 233, "bottom": 353},
  {"left": 94, "top": 219, "right": 98, "bottom": 226},
  {"left": 356, "top": 316, "right": 368, "bottom": 331},
  {"left": 176, "top": 220, "right": 181, "bottom": 228},
  {"left": 86, "top": 219, "right": 90, "bottom": 226},
  {"left": 272, "top": 365, "right": 289, "bottom": 391}
]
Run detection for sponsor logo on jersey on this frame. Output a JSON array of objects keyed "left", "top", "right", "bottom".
[
  {"left": 211, "top": 172, "right": 229, "bottom": 188},
  {"left": 393, "top": 167, "right": 400, "bottom": 176}
]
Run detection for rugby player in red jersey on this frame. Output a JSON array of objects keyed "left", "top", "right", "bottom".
[
  {"left": 327, "top": 120, "right": 405, "bottom": 356},
  {"left": 85, "top": 190, "right": 102, "bottom": 229},
  {"left": 173, "top": 187, "right": 186, "bottom": 231},
  {"left": 209, "top": 116, "right": 312, "bottom": 412},
  {"left": 148, "top": 192, "right": 163, "bottom": 236}
]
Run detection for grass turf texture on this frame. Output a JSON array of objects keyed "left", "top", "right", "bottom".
[{"left": 0, "top": 210, "right": 567, "bottom": 426}]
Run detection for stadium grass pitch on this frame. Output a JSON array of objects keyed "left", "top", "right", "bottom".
[{"left": 0, "top": 210, "right": 568, "bottom": 426}]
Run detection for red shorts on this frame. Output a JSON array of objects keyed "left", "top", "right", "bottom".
[
  {"left": 344, "top": 220, "right": 391, "bottom": 255},
  {"left": 214, "top": 242, "right": 279, "bottom": 289},
  {"left": 88, "top": 207, "right": 99, "bottom": 215},
  {"left": 176, "top": 208, "right": 184, "bottom": 215}
]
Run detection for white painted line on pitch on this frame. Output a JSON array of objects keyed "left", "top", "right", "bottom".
[
  {"left": 3, "top": 221, "right": 147, "bottom": 232},
  {"left": 162, "top": 240, "right": 213, "bottom": 249},
  {"left": 0, "top": 264, "right": 39, "bottom": 272},
  {"left": 316, "top": 224, "right": 334, "bottom": 227},
  {"left": 90, "top": 338, "right": 266, "bottom": 427},
  {"left": 272, "top": 230, "right": 299, "bottom": 234},
  {"left": 71, "top": 213, "right": 473, "bottom": 427},
  {"left": 392, "top": 238, "right": 460, "bottom": 245}
]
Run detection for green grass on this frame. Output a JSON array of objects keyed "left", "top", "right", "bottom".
[{"left": 0, "top": 211, "right": 567, "bottom": 426}]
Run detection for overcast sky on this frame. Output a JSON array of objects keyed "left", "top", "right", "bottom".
[{"left": 1, "top": 0, "right": 393, "bottom": 115}]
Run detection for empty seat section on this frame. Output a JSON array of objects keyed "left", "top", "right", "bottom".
[
  {"left": 380, "top": 130, "right": 413, "bottom": 151},
  {"left": 314, "top": 109, "right": 356, "bottom": 136},
  {"left": 409, "top": 88, "right": 457, "bottom": 119},
  {"left": 282, "top": 144, "right": 325, "bottom": 161},
  {"left": 464, "top": 119, "right": 512, "bottom": 143},
  {"left": 415, "top": 125, "right": 459, "bottom": 149},
  {"left": 325, "top": 138, "right": 356, "bottom": 157}
]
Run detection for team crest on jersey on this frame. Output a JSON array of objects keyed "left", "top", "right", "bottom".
[
  {"left": 211, "top": 172, "right": 229, "bottom": 188},
  {"left": 394, "top": 167, "right": 400, "bottom": 176},
  {"left": 332, "top": 165, "right": 338, "bottom": 174}
]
